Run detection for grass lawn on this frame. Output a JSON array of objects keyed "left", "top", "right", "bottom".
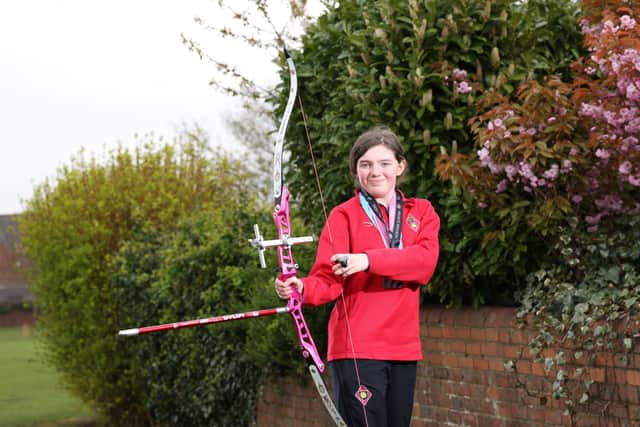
[{"left": 0, "top": 326, "right": 96, "bottom": 427}]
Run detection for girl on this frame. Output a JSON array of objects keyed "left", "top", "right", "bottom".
[{"left": 276, "top": 127, "right": 440, "bottom": 427}]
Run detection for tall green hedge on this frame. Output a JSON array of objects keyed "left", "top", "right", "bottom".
[
  {"left": 273, "top": 0, "right": 585, "bottom": 305},
  {"left": 19, "top": 133, "right": 274, "bottom": 425},
  {"left": 110, "top": 212, "right": 271, "bottom": 426}
]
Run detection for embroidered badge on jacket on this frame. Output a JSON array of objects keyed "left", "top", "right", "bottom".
[{"left": 407, "top": 214, "right": 419, "bottom": 231}]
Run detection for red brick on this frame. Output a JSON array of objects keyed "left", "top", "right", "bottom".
[
  {"left": 588, "top": 366, "right": 606, "bottom": 382},
  {"left": 629, "top": 403, "right": 640, "bottom": 420},
  {"left": 531, "top": 361, "right": 547, "bottom": 377},
  {"left": 481, "top": 342, "right": 501, "bottom": 357},
  {"left": 470, "top": 327, "right": 487, "bottom": 341},
  {"left": 509, "top": 329, "right": 532, "bottom": 345},
  {"left": 466, "top": 342, "right": 483, "bottom": 355},
  {"left": 449, "top": 339, "right": 467, "bottom": 353},
  {"left": 485, "top": 328, "right": 499, "bottom": 342},
  {"left": 497, "top": 329, "right": 511, "bottom": 342},
  {"left": 473, "top": 358, "right": 490, "bottom": 370},
  {"left": 488, "top": 357, "right": 507, "bottom": 372},
  {"left": 595, "top": 351, "right": 614, "bottom": 367},
  {"left": 424, "top": 325, "right": 443, "bottom": 338},
  {"left": 619, "top": 384, "right": 640, "bottom": 404},
  {"left": 627, "top": 369, "right": 640, "bottom": 386},
  {"left": 459, "top": 308, "right": 483, "bottom": 327},
  {"left": 502, "top": 344, "right": 522, "bottom": 359}
]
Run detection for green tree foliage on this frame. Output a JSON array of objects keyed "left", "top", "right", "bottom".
[
  {"left": 18, "top": 131, "right": 268, "bottom": 425},
  {"left": 271, "top": 0, "right": 584, "bottom": 305}
]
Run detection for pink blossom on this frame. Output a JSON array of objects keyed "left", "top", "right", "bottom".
[
  {"left": 572, "top": 195, "right": 583, "bottom": 203},
  {"left": 453, "top": 68, "right": 468, "bottom": 80},
  {"left": 629, "top": 175, "right": 640, "bottom": 186},
  {"left": 496, "top": 180, "right": 508, "bottom": 193},
  {"left": 543, "top": 165, "right": 560, "bottom": 180},
  {"left": 602, "top": 20, "right": 619, "bottom": 34},
  {"left": 488, "top": 162, "right": 503, "bottom": 175},
  {"left": 518, "top": 161, "right": 535, "bottom": 180},
  {"left": 503, "top": 131, "right": 512, "bottom": 138},
  {"left": 547, "top": 116, "right": 557, "bottom": 124},
  {"left": 623, "top": 136, "right": 638, "bottom": 151},
  {"left": 457, "top": 81, "right": 472, "bottom": 94},
  {"left": 625, "top": 118, "right": 640, "bottom": 134},
  {"left": 620, "top": 15, "right": 636, "bottom": 30},
  {"left": 625, "top": 84, "right": 640, "bottom": 103},
  {"left": 619, "top": 160, "right": 633, "bottom": 174},
  {"left": 477, "top": 147, "right": 490, "bottom": 164},
  {"left": 526, "top": 128, "right": 537, "bottom": 136},
  {"left": 595, "top": 195, "right": 624, "bottom": 212},
  {"left": 585, "top": 213, "right": 602, "bottom": 225},
  {"left": 580, "top": 103, "right": 604, "bottom": 119},
  {"left": 595, "top": 148, "right": 610, "bottom": 159}
]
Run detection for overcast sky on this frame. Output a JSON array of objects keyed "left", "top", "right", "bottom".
[{"left": 0, "top": 0, "right": 286, "bottom": 215}]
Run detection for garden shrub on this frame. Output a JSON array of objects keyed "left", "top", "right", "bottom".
[
  {"left": 19, "top": 132, "right": 266, "bottom": 425},
  {"left": 272, "top": 0, "right": 584, "bottom": 305},
  {"left": 111, "top": 211, "right": 271, "bottom": 426}
]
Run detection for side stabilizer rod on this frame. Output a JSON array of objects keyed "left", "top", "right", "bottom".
[{"left": 118, "top": 306, "right": 289, "bottom": 336}]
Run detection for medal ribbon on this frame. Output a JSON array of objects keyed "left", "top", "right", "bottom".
[{"left": 358, "top": 190, "right": 404, "bottom": 289}]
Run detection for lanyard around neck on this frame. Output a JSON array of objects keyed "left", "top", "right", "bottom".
[{"left": 358, "top": 190, "right": 403, "bottom": 249}]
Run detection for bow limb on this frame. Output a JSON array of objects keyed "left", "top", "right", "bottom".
[
  {"left": 271, "top": 47, "right": 325, "bottom": 371},
  {"left": 273, "top": 49, "right": 297, "bottom": 208},
  {"left": 269, "top": 48, "right": 347, "bottom": 427}
]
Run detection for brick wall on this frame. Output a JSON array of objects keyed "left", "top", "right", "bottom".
[{"left": 255, "top": 305, "right": 640, "bottom": 426}]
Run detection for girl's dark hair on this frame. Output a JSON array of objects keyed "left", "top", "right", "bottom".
[{"left": 349, "top": 127, "right": 407, "bottom": 176}]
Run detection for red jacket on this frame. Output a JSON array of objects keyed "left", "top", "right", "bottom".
[{"left": 301, "top": 190, "right": 440, "bottom": 361}]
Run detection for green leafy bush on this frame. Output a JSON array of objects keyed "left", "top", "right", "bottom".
[
  {"left": 111, "top": 212, "right": 270, "bottom": 426},
  {"left": 517, "top": 215, "right": 640, "bottom": 412},
  {"left": 19, "top": 132, "right": 266, "bottom": 425},
  {"left": 273, "top": 0, "right": 584, "bottom": 305}
]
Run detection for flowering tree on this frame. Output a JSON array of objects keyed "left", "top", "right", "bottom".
[
  {"left": 438, "top": 2, "right": 640, "bottom": 416},
  {"left": 437, "top": 3, "right": 640, "bottom": 234}
]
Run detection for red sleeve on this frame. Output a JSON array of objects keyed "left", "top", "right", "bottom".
[{"left": 365, "top": 199, "right": 440, "bottom": 285}]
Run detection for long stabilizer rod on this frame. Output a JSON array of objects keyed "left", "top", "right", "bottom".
[{"left": 118, "top": 306, "right": 289, "bottom": 336}]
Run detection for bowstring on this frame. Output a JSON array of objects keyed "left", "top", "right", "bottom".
[{"left": 297, "top": 96, "right": 370, "bottom": 427}]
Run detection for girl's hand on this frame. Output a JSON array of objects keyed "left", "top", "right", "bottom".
[
  {"left": 331, "top": 253, "right": 370, "bottom": 277},
  {"left": 274, "top": 276, "right": 304, "bottom": 300}
]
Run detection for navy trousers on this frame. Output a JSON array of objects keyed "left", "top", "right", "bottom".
[{"left": 331, "top": 359, "right": 417, "bottom": 427}]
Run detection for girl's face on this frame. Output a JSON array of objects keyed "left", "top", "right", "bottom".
[{"left": 356, "top": 144, "right": 405, "bottom": 205}]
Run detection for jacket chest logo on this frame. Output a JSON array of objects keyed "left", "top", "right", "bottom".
[{"left": 407, "top": 214, "right": 419, "bottom": 231}]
